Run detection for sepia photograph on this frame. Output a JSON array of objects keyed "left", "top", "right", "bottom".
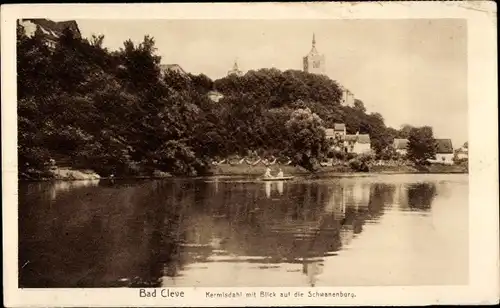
[{"left": 2, "top": 2, "right": 498, "bottom": 307}]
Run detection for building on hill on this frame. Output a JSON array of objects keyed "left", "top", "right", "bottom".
[
  {"left": 207, "top": 90, "right": 224, "bottom": 102},
  {"left": 340, "top": 86, "right": 355, "bottom": 107},
  {"left": 227, "top": 59, "right": 244, "bottom": 77},
  {"left": 303, "top": 33, "right": 326, "bottom": 75},
  {"left": 393, "top": 138, "right": 409, "bottom": 156},
  {"left": 301, "top": 34, "right": 354, "bottom": 107},
  {"left": 18, "top": 18, "right": 81, "bottom": 49},
  {"left": 428, "top": 139, "right": 454, "bottom": 165},
  {"left": 160, "top": 64, "right": 188, "bottom": 77}
]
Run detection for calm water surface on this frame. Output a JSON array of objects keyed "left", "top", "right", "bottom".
[{"left": 19, "top": 174, "right": 468, "bottom": 287}]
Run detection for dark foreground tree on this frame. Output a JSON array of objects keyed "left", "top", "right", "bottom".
[{"left": 285, "top": 108, "right": 328, "bottom": 171}]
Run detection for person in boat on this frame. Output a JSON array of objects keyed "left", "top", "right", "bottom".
[
  {"left": 276, "top": 168, "right": 284, "bottom": 178},
  {"left": 264, "top": 167, "right": 273, "bottom": 178}
]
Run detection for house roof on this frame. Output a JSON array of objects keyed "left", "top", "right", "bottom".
[
  {"left": 334, "top": 123, "right": 345, "bottom": 131},
  {"left": 345, "top": 134, "right": 371, "bottom": 144},
  {"left": 22, "top": 19, "right": 81, "bottom": 39},
  {"left": 325, "top": 129, "right": 335, "bottom": 137},
  {"left": 393, "top": 138, "right": 409, "bottom": 150},
  {"left": 435, "top": 139, "right": 454, "bottom": 154},
  {"left": 208, "top": 90, "right": 222, "bottom": 96}
]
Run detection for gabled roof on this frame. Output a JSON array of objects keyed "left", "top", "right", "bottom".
[
  {"left": 393, "top": 138, "right": 409, "bottom": 150},
  {"left": 21, "top": 19, "right": 81, "bottom": 39},
  {"left": 334, "top": 123, "right": 346, "bottom": 131},
  {"left": 325, "top": 129, "right": 335, "bottom": 137},
  {"left": 435, "top": 139, "right": 453, "bottom": 154},
  {"left": 345, "top": 134, "right": 371, "bottom": 144}
]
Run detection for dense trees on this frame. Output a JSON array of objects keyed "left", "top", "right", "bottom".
[{"left": 17, "top": 24, "right": 417, "bottom": 178}]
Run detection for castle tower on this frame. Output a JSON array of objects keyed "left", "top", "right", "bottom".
[
  {"left": 227, "top": 59, "right": 243, "bottom": 77},
  {"left": 303, "top": 33, "right": 326, "bottom": 75}
]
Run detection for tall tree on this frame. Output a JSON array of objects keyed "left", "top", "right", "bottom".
[
  {"left": 353, "top": 99, "right": 366, "bottom": 113},
  {"left": 285, "top": 108, "right": 328, "bottom": 171},
  {"left": 407, "top": 126, "right": 436, "bottom": 165}
]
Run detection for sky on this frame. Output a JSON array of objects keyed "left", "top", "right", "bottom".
[{"left": 75, "top": 19, "right": 468, "bottom": 147}]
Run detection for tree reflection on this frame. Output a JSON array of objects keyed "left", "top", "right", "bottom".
[
  {"left": 19, "top": 178, "right": 398, "bottom": 288},
  {"left": 406, "top": 182, "right": 437, "bottom": 211}
]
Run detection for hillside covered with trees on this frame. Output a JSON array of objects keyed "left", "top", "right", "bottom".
[{"left": 18, "top": 26, "right": 422, "bottom": 179}]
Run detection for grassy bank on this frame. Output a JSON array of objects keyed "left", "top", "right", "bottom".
[
  {"left": 19, "top": 162, "right": 467, "bottom": 181},
  {"left": 209, "top": 163, "right": 468, "bottom": 176}
]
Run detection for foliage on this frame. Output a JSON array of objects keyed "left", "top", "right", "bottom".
[
  {"left": 285, "top": 108, "right": 328, "bottom": 171},
  {"left": 17, "top": 23, "right": 426, "bottom": 178},
  {"left": 407, "top": 126, "right": 437, "bottom": 165},
  {"left": 349, "top": 158, "right": 369, "bottom": 172}
]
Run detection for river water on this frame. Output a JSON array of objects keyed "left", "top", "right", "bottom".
[{"left": 18, "top": 173, "right": 468, "bottom": 288}]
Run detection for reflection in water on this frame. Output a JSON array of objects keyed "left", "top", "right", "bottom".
[
  {"left": 407, "top": 183, "right": 437, "bottom": 211},
  {"left": 264, "top": 181, "right": 285, "bottom": 198},
  {"left": 18, "top": 175, "right": 468, "bottom": 287}
]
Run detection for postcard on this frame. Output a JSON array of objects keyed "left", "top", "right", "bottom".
[{"left": 1, "top": 2, "right": 498, "bottom": 307}]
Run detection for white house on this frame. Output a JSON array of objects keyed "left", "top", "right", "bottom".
[
  {"left": 428, "top": 139, "right": 454, "bottom": 165},
  {"left": 393, "top": 138, "right": 409, "bottom": 156},
  {"left": 344, "top": 133, "right": 371, "bottom": 154}
]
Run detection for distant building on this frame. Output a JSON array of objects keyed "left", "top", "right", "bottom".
[
  {"left": 301, "top": 34, "right": 354, "bottom": 107},
  {"left": 340, "top": 86, "right": 355, "bottom": 107},
  {"left": 207, "top": 90, "right": 224, "bottom": 102},
  {"left": 428, "top": 139, "right": 454, "bottom": 165},
  {"left": 19, "top": 18, "right": 81, "bottom": 49},
  {"left": 227, "top": 60, "right": 244, "bottom": 77},
  {"left": 303, "top": 33, "right": 326, "bottom": 75},
  {"left": 325, "top": 129, "right": 335, "bottom": 140},
  {"left": 325, "top": 123, "right": 346, "bottom": 141},
  {"left": 393, "top": 138, "right": 409, "bottom": 156},
  {"left": 344, "top": 133, "right": 372, "bottom": 154},
  {"left": 333, "top": 123, "right": 346, "bottom": 136},
  {"left": 325, "top": 124, "right": 371, "bottom": 154},
  {"left": 160, "top": 64, "right": 188, "bottom": 77},
  {"left": 455, "top": 146, "right": 468, "bottom": 160}
]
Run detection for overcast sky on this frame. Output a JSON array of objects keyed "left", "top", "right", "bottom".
[{"left": 75, "top": 19, "right": 468, "bottom": 147}]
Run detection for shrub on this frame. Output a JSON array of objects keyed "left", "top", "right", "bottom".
[
  {"left": 358, "top": 153, "right": 375, "bottom": 164},
  {"left": 349, "top": 158, "right": 370, "bottom": 172},
  {"left": 346, "top": 152, "right": 357, "bottom": 160}
]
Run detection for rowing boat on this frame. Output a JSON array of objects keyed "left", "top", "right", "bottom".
[{"left": 261, "top": 176, "right": 294, "bottom": 181}]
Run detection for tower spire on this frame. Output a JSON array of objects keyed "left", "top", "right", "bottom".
[{"left": 312, "top": 33, "right": 316, "bottom": 48}]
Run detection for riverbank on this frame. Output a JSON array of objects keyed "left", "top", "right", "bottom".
[
  {"left": 211, "top": 163, "right": 468, "bottom": 176},
  {"left": 19, "top": 163, "right": 467, "bottom": 181}
]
